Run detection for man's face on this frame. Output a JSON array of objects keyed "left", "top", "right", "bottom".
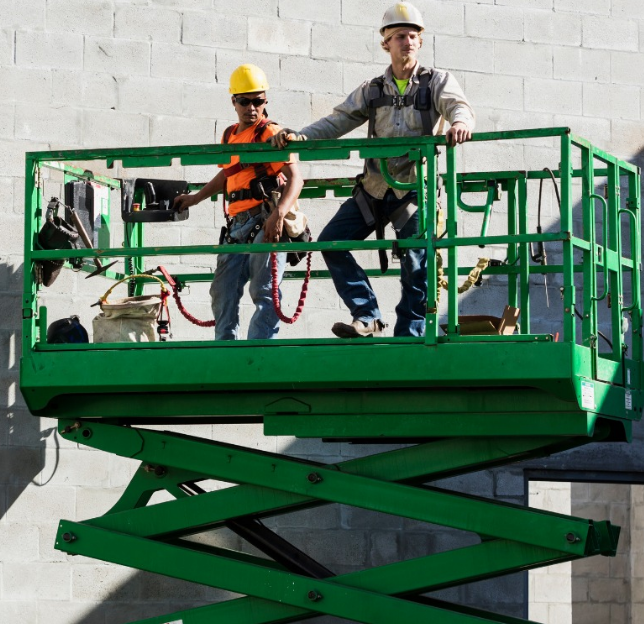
[
  {"left": 232, "top": 91, "right": 267, "bottom": 126},
  {"left": 384, "top": 28, "right": 421, "bottom": 63}
]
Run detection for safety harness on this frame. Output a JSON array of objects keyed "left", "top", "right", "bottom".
[
  {"left": 358, "top": 67, "right": 434, "bottom": 273},
  {"left": 367, "top": 67, "right": 434, "bottom": 139}
]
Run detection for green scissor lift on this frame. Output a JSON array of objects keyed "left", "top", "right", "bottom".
[{"left": 20, "top": 128, "right": 642, "bottom": 624}]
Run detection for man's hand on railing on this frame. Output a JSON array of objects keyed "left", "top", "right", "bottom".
[
  {"left": 445, "top": 122, "right": 472, "bottom": 147},
  {"left": 270, "top": 129, "right": 307, "bottom": 149}
]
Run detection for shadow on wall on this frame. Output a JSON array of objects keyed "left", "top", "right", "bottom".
[{"left": 1, "top": 259, "right": 48, "bottom": 522}]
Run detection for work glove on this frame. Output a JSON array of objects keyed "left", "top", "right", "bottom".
[{"left": 270, "top": 129, "right": 307, "bottom": 149}]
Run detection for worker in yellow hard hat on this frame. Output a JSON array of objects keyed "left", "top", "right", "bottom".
[
  {"left": 273, "top": 2, "right": 474, "bottom": 339},
  {"left": 174, "top": 64, "right": 303, "bottom": 340}
]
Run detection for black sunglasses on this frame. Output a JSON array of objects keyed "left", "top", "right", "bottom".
[{"left": 234, "top": 97, "right": 266, "bottom": 107}]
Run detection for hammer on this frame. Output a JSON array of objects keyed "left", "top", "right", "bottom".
[{"left": 67, "top": 208, "right": 117, "bottom": 279}]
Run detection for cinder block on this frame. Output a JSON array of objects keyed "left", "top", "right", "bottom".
[
  {"left": 342, "top": 506, "right": 403, "bottom": 531},
  {"left": 495, "top": 41, "right": 553, "bottom": 78},
  {"left": 153, "top": 0, "right": 211, "bottom": 8},
  {"left": 532, "top": 567, "right": 571, "bottom": 603},
  {"left": 611, "top": 51, "right": 644, "bottom": 86},
  {"left": 465, "top": 4, "right": 523, "bottom": 41},
  {"left": 248, "top": 17, "right": 311, "bottom": 56},
  {"left": 0, "top": 67, "right": 51, "bottom": 106},
  {"left": 151, "top": 42, "right": 216, "bottom": 82},
  {"left": 612, "top": 0, "right": 644, "bottom": 19},
  {"left": 280, "top": 0, "right": 341, "bottom": 23},
  {"left": 274, "top": 504, "right": 339, "bottom": 530},
  {"left": 214, "top": 0, "right": 277, "bottom": 16},
  {"left": 435, "top": 35, "right": 494, "bottom": 73},
  {"left": 464, "top": 72, "right": 523, "bottom": 111},
  {"left": 37, "top": 602, "right": 106, "bottom": 624},
  {"left": 0, "top": 28, "right": 12, "bottom": 65},
  {"left": 46, "top": 0, "right": 113, "bottom": 37},
  {"left": 265, "top": 89, "right": 311, "bottom": 130},
  {"left": 281, "top": 57, "right": 343, "bottom": 95},
  {"left": 119, "top": 76, "right": 183, "bottom": 116},
  {"left": 496, "top": 0, "right": 550, "bottom": 7},
  {"left": 524, "top": 9, "right": 582, "bottom": 46},
  {"left": 554, "top": 46, "right": 610, "bottom": 83},
  {"left": 0, "top": 103, "right": 13, "bottom": 139},
  {"left": 525, "top": 78, "right": 582, "bottom": 115},
  {"left": 81, "top": 109, "right": 149, "bottom": 148},
  {"left": 553, "top": 115, "right": 611, "bottom": 149},
  {"left": 0, "top": 0, "right": 45, "bottom": 29},
  {"left": 0, "top": 523, "right": 40, "bottom": 561},
  {"left": 610, "top": 119, "right": 644, "bottom": 160},
  {"left": 84, "top": 38, "right": 150, "bottom": 77},
  {"left": 583, "top": 15, "right": 638, "bottom": 51},
  {"left": 3, "top": 562, "right": 71, "bottom": 600},
  {"left": 312, "top": 23, "right": 374, "bottom": 63},
  {"left": 81, "top": 72, "right": 119, "bottom": 110},
  {"left": 72, "top": 564, "right": 139, "bottom": 601},
  {"left": 341, "top": 0, "right": 390, "bottom": 29},
  {"left": 370, "top": 531, "right": 400, "bottom": 566},
  {"left": 15, "top": 104, "right": 81, "bottom": 145},
  {"left": 0, "top": 601, "right": 38, "bottom": 624},
  {"left": 278, "top": 528, "right": 368, "bottom": 567},
  {"left": 182, "top": 11, "right": 246, "bottom": 50},
  {"left": 556, "top": 0, "right": 610, "bottom": 13},
  {"left": 115, "top": 5, "right": 182, "bottom": 42},
  {"left": 150, "top": 116, "right": 215, "bottom": 147},
  {"left": 16, "top": 31, "right": 83, "bottom": 69},
  {"left": 182, "top": 82, "right": 231, "bottom": 121}
]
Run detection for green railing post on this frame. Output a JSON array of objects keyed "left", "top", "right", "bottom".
[
  {"left": 445, "top": 145, "right": 458, "bottom": 334},
  {"left": 560, "top": 132, "right": 576, "bottom": 344},
  {"left": 425, "top": 144, "right": 438, "bottom": 345}
]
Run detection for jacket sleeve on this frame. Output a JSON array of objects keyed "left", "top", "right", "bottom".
[
  {"left": 299, "top": 82, "right": 371, "bottom": 140},
  {"left": 432, "top": 71, "right": 476, "bottom": 131}
]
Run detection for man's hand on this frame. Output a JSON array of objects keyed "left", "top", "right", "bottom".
[
  {"left": 263, "top": 210, "right": 285, "bottom": 243},
  {"left": 445, "top": 122, "right": 472, "bottom": 147},
  {"left": 270, "top": 129, "right": 306, "bottom": 149},
  {"left": 173, "top": 193, "right": 198, "bottom": 213}
]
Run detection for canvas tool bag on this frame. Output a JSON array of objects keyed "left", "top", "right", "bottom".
[{"left": 93, "top": 275, "right": 166, "bottom": 343}]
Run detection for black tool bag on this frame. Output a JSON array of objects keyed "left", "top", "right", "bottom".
[
  {"left": 121, "top": 178, "right": 190, "bottom": 222},
  {"left": 283, "top": 226, "right": 312, "bottom": 267},
  {"left": 35, "top": 198, "right": 82, "bottom": 286},
  {"left": 47, "top": 315, "right": 89, "bottom": 344}
]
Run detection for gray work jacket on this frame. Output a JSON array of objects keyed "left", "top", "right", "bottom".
[{"left": 299, "top": 63, "right": 475, "bottom": 199}]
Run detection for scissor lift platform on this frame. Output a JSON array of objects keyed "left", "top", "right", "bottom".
[{"left": 20, "top": 129, "right": 642, "bottom": 624}]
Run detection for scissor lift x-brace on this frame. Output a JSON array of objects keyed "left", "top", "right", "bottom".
[{"left": 21, "top": 128, "right": 643, "bottom": 624}]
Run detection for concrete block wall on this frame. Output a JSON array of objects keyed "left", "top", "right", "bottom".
[{"left": 1, "top": 1, "right": 643, "bottom": 622}]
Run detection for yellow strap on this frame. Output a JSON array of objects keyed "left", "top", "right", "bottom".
[
  {"left": 436, "top": 254, "right": 489, "bottom": 302},
  {"left": 100, "top": 274, "right": 167, "bottom": 304}
]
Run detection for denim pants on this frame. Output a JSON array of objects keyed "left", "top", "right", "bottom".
[
  {"left": 318, "top": 189, "right": 427, "bottom": 337},
  {"left": 210, "top": 212, "right": 286, "bottom": 340}
]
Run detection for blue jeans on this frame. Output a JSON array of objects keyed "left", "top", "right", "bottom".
[
  {"left": 318, "top": 190, "right": 426, "bottom": 337},
  {"left": 210, "top": 212, "right": 286, "bottom": 340}
]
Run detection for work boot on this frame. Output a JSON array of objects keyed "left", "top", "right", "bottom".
[{"left": 331, "top": 319, "right": 387, "bottom": 338}]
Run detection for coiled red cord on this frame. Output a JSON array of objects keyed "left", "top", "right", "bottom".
[
  {"left": 158, "top": 266, "right": 216, "bottom": 327},
  {"left": 271, "top": 252, "right": 312, "bottom": 324}
]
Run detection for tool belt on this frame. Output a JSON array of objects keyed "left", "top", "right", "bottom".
[{"left": 228, "top": 175, "right": 280, "bottom": 204}]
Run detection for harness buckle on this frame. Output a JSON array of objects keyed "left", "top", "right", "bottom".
[{"left": 392, "top": 95, "right": 406, "bottom": 109}]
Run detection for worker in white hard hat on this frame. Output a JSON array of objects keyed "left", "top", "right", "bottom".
[
  {"left": 174, "top": 64, "right": 303, "bottom": 340},
  {"left": 273, "top": 2, "right": 474, "bottom": 339}
]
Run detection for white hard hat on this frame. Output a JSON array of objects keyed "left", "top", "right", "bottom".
[{"left": 380, "top": 2, "right": 425, "bottom": 36}]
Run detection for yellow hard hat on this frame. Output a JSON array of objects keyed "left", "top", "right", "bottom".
[
  {"left": 229, "top": 64, "right": 269, "bottom": 95},
  {"left": 380, "top": 2, "right": 425, "bottom": 36}
]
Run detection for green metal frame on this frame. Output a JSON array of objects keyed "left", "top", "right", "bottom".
[{"left": 20, "top": 128, "right": 643, "bottom": 624}]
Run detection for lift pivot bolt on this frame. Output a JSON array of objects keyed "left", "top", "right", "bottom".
[
  {"left": 565, "top": 532, "right": 581, "bottom": 544},
  {"left": 307, "top": 590, "right": 323, "bottom": 602},
  {"left": 62, "top": 532, "right": 76, "bottom": 543},
  {"left": 307, "top": 472, "right": 323, "bottom": 484}
]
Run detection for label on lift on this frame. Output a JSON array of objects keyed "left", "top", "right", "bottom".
[
  {"left": 581, "top": 381, "right": 595, "bottom": 410},
  {"left": 625, "top": 391, "right": 633, "bottom": 411},
  {"left": 163, "top": 621, "right": 183, "bottom": 624},
  {"left": 627, "top": 369, "right": 632, "bottom": 386}
]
